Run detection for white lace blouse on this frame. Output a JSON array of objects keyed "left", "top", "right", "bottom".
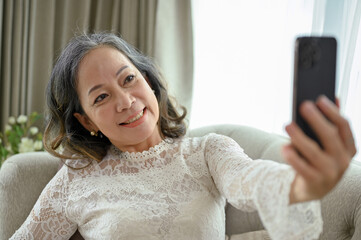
[{"left": 11, "top": 133, "right": 323, "bottom": 240}]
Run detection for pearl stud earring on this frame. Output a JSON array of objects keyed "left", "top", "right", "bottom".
[{"left": 90, "top": 131, "right": 98, "bottom": 137}]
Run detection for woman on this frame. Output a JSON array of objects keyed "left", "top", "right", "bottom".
[{"left": 11, "top": 33, "right": 356, "bottom": 240}]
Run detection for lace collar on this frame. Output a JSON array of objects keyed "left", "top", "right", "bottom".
[{"left": 107, "top": 138, "right": 176, "bottom": 161}]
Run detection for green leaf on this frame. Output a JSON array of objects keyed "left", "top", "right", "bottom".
[
  {"left": 14, "top": 125, "right": 24, "bottom": 137},
  {"left": 0, "top": 146, "right": 9, "bottom": 161}
]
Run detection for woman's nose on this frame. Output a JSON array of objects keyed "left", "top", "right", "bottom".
[{"left": 115, "top": 90, "right": 136, "bottom": 112}]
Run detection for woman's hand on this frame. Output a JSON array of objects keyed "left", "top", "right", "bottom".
[{"left": 282, "top": 95, "right": 357, "bottom": 204}]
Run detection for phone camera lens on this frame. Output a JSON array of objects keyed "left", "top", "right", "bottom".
[{"left": 299, "top": 39, "right": 321, "bottom": 69}]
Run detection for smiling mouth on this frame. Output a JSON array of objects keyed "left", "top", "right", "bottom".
[{"left": 119, "top": 109, "right": 145, "bottom": 125}]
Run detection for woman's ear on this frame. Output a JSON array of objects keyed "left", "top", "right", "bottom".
[{"left": 73, "top": 112, "right": 98, "bottom": 132}]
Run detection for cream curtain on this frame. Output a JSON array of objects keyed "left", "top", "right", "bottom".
[
  {"left": 154, "top": 0, "right": 194, "bottom": 118},
  {"left": 0, "top": 0, "right": 193, "bottom": 130}
]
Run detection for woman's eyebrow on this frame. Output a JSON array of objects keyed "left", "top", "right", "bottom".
[
  {"left": 116, "top": 65, "right": 129, "bottom": 76},
  {"left": 88, "top": 66, "right": 130, "bottom": 96},
  {"left": 88, "top": 84, "right": 103, "bottom": 96}
]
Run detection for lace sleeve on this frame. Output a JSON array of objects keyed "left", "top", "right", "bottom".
[
  {"left": 10, "top": 166, "right": 77, "bottom": 240},
  {"left": 204, "top": 133, "right": 323, "bottom": 240}
]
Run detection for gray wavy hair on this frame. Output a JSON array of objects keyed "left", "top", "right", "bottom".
[{"left": 43, "top": 32, "right": 187, "bottom": 163}]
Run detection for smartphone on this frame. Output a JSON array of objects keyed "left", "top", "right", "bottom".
[{"left": 292, "top": 36, "right": 337, "bottom": 146}]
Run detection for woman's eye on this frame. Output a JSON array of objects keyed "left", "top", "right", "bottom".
[
  {"left": 94, "top": 93, "right": 108, "bottom": 104},
  {"left": 124, "top": 74, "right": 135, "bottom": 84}
]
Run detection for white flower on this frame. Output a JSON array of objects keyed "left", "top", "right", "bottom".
[
  {"left": 5, "top": 124, "right": 12, "bottom": 132},
  {"left": 0, "top": 138, "right": 2, "bottom": 144},
  {"left": 8, "top": 116, "right": 16, "bottom": 125},
  {"left": 30, "top": 127, "right": 39, "bottom": 135},
  {"left": 17, "top": 115, "right": 28, "bottom": 124},
  {"left": 6, "top": 145, "right": 12, "bottom": 152},
  {"left": 34, "top": 140, "right": 43, "bottom": 151},
  {"left": 19, "top": 137, "right": 35, "bottom": 153}
]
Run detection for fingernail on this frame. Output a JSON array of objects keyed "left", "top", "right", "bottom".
[
  {"left": 302, "top": 101, "right": 314, "bottom": 112},
  {"left": 285, "top": 123, "right": 295, "bottom": 134},
  {"left": 319, "top": 95, "right": 332, "bottom": 106}
]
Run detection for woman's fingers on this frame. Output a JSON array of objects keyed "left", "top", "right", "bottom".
[
  {"left": 298, "top": 100, "right": 346, "bottom": 159},
  {"left": 283, "top": 96, "right": 354, "bottom": 202},
  {"left": 285, "top": 123, "right": 337, "bottom": 173},
  {"left": 290, "top": 97, "right": 352, "bottom": 175},
  {"left": 282, "top": 144, "right": 318, "bottom": 181},
  {"left": 316, "top": 96, "right": 357, "bottom": 157}
]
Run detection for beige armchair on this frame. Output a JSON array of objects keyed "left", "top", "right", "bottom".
[{"left": 1, "top": 124, "right": 360, "bottom": 239}]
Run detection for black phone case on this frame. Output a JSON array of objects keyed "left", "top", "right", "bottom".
[{"left": 292, "top": 36, "right": 337, "bottom": 146}]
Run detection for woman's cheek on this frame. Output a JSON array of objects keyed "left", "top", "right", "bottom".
[{"left": 94, "top": 105, "right": 112, "bottom": 123}]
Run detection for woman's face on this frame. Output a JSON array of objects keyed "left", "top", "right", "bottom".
[{"left": 74, "top": 46, "right": 161, "bottom": 152}]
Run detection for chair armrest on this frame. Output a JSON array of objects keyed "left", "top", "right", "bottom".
[
  {"left": 320, "top": 160, "right": 361, "bottom": 239},
  {"left": 0, "top": 152, "right": 59, "bottom": 240}
]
